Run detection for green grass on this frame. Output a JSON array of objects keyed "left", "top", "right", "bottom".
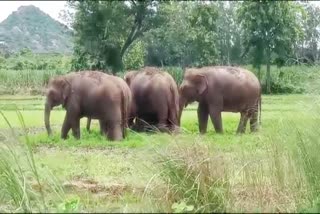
[{"left": 1, "top": 94, "right": 320, "bottom": 212}]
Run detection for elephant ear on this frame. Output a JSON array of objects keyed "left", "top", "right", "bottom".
[
  {"left": 124, "top": 74, "right": 131, "bottom": 86},
  {"left": 61, "top": 79, "right": 71, "bottom": 104},
  {"left": 194, "top": 74, "right": 208, "bottom": 95},
  {"left": 124, "top": 71, "right": 136, "bottom": 86}
]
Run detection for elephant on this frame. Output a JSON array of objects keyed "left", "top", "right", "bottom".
[
  {"left": 179, "top": 66, "right": 261, "bottom": 134},
  {"left": 124, "top": 67, "right": 180, "bottom": 133},
  {"left": 44, "top": 70, "right": 131, "bottom": 141},
  {"left": 86, "top": 74, "right": 132, "bottom": 136}
]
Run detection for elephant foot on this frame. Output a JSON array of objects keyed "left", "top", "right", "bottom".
[
  {"left": 171, "top": 126, "right": 182, "bottom": 135},
  {"left": 61, "top": 135, "right": 69, "bottom": 140},
  {"left": 215, "top": 129, "right": 224, "bottom": 134},
  {"left": 250, "top": 128, "right": 259, "bottom": 133},
  {"left": 199, "top": 130, "right": 207, "bottom": 135},
  {"left": 236, "top": 129, "right": 245, "bottom": 135}
]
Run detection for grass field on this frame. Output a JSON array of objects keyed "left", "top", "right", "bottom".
[{"left": 1, "top": 94, "right": 320, "bottom": 212}]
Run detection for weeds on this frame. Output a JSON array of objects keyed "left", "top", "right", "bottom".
[
  {"left": 0, "top": 110, "right": 66, "bottom": 212},
  {"left": 156, "top": 141, "right": 230, "bottom": 213}
]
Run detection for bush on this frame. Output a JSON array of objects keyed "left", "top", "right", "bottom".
[
  {"left": 156, "top": 142, "right": 230, "bottom": 213},
  {"left": 163, "top": 66, "right": 184, "bottom": 85},
  {"left": 123, "top": 41, "right": 146, "bottom": 70}
]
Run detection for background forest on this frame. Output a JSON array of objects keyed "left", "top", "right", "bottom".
[{"left": 1, "top": 1, "right": 320, "bottom": 95}]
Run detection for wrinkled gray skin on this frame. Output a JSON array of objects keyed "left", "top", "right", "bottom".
[
  {"left": 44, "top": 71, "right": 130, "bottom": 141},
  {"left": 124, "top": 67, "right": 180, "bottom": 133},
  {"left": 86, "top": 74, "right": 132, "bottom": 136},
  {"left": 179, "top": 66, "right": 261, "bottom": 134}
]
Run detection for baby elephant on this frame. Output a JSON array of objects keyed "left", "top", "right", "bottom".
[
  {"left": 179, "top": 66, "right": 261, "bottom": 134},
  {"left": 124, "top": 67, "right": 180, "bottom": 133},
  {"left": 44, "top": 71, "right": 131, "bottom": 141}
]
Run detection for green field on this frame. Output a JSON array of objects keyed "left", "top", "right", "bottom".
[{"left": 1, "top": 94, "right": 320, "bottom": 212}]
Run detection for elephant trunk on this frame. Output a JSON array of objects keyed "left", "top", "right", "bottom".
[
  {"left": 44, "top": 101, "right": 52, "bottom": 136},
  {"left": 178, "top": 96, "right": 186, "bottom": 122}
]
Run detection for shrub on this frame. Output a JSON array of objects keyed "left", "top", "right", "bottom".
[{"left": 156, "top": 141, "right": 230, "bottom": 213}]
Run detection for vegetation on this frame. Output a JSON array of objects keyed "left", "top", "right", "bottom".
[
  {"left": 238, "top": 1, "right": 304, "bottom": 93},
  {"left": 0, "top": 63, "right": 319, "bottom": 95},
  {"left": 0, "top": 94, "right": 320, "bottom": 212}
]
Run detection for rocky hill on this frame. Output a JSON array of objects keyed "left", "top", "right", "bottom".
[{"left": 0, "top": 5, "right": 73, "bottom": 54}]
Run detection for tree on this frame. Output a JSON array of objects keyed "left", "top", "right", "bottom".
[
  {"left": 297, "top": 3, "right": 320, "bottom": 64},
  {"left": 144, "top": 2, "right": 195, "bottom": 67},
  {"left": 215, "top": 1, "right": 243, "bottom": 65},
  {"left": 69, "top": 0, "right": 158, "bottom": 73},
  {"left": 144, "top": 1, "right": 219, "bottom": 67},
  {"left": 238, "top": 1, "right": 304, "bottom": 93},
  {"left": 188, "top": 2, "right": 219, "bottom": 66}
]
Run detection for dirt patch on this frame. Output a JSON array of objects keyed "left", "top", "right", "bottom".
[
  {"left": 63, "top": 178, "right": 107, "bottom": 194},
  {"left": 62, "top": 176, "right": 145, "bottom": 198}
]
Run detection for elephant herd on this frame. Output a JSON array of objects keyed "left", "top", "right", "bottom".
[{"left": 44, "top": 66, "right": 262, "bottom": 141}]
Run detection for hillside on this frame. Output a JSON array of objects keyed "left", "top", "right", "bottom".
[{"left": 0, "top": 5, "right": 73, "bottom": 54}]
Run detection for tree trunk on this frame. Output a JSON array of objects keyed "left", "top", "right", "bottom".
[{"left": 266, "top": 48, "right": 271, "bottom": 94}]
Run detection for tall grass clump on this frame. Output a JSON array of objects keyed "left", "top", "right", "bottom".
[
  {"left": 0, "top": 110, "right": 66, "bottom": 212},
  {"left": 156, "top": 140, "right": 230, "bottom": 213},
  {"left": 288, "top": 100, "right": 320, "bottom": 212}
]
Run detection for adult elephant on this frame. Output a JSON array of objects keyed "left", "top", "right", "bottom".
[
  {"left": 124, "top": 67, "right": 180, "bottom": 133},
  {"left": 44, "top": 70, "right": 130, "bottom": 141},
  {"left": 179, "top": 66, "right": 261, "bottom": 134},
  {"left": 86, "top": 74, "right": 132, "bottom": 135}
]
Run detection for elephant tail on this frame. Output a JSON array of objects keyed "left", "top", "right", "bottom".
[
  {"left": 259, "top": 93, "right": 262, "bottom": 126},
  {"left": 121, "top": 88, "right": 127, "bottom": 138},
  {"left": 168, "top": 84, "right": 180, "bottom": 128}
]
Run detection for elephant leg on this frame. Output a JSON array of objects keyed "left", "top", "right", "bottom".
[
  {"left": 128, "top": 102, "right": 136, "bottom": 129},
  {"left": 198, "top": 102, "right": 209, "bottom": 134},
  {"left": 86, "top": 117, "right": 91, "bottom": 132},
  {"left": 128, "top": 117, "right": 135, "bottom": 129},
  {"left": 157, "top": 107, "right": 170, "bottom": 133},
  {"left": 250, "top": 105, "right": 259, "bottom": 132},
  {"left": 71, "top": 118, "right": 80, "bottom": 139},
  {"left": 99, "top": 119, "right": 107, "bottom": 136},
  {"left": 237, "top": 112, "right": 249, "bottom": 134},
  {"left": 208, "top": 106, "right": 223, "bottom": 133},
  {"left": 105, "top": 108, "right": 123, "bottom": 141},
  {"left": 107, "top": 122, "right": 123, "bottom": 141},
  {"left": 61, "top": 114, "right": 72, "bottom": 139}
]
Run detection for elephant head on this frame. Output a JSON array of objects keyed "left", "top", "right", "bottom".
[
  {"left": 124, "top": 70, "right": 138, "bottom": 86},
  {"left": 179, "top": 69, "right": 208, "bottom": 117},
  {"left": 44, "top": 75, "right": 71, "bottom": 136}
]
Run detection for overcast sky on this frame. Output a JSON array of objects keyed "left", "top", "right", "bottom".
[{"left": 0, "top": 1, "right": 320, "bottom": 25}]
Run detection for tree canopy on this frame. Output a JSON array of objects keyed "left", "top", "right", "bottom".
[{"left": 61, "top": 1, "right": 320, "bottom": 93}]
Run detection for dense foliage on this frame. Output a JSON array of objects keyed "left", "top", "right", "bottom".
[
  {"left": 1, "top": 1, "right": 320, "bottom": 94},
  {"left": 63, "top": 1, "right": 320, "bottom": 93}
]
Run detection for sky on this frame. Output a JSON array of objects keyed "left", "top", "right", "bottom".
[{"left": 0, "top": 1, "right": 320, "bottom": 25}]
